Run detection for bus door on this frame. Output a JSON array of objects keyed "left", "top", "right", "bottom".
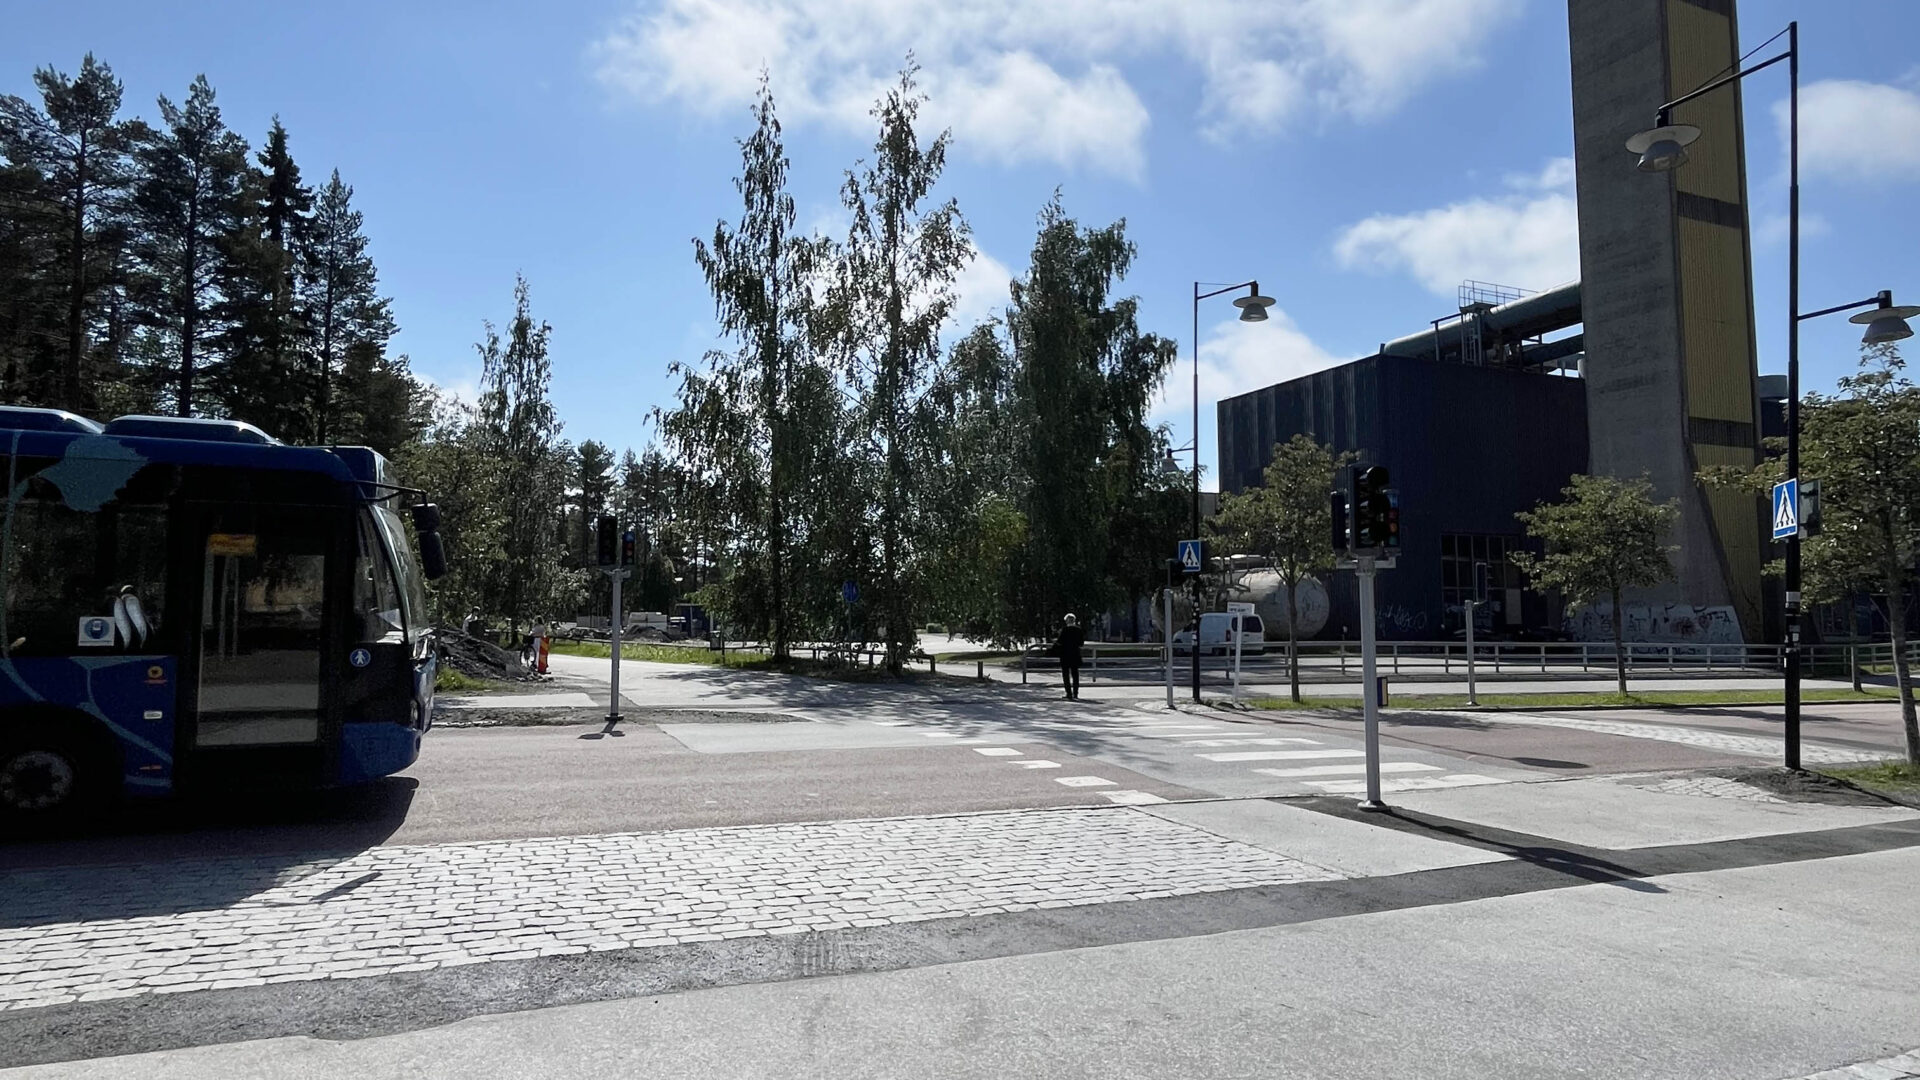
[{"left": 190, "top": 504, "right": 337, "bottom": 778}]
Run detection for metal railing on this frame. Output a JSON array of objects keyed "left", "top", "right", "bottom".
[{"left": 1013, "top": 639, "right": 1920, "bottom": 686}]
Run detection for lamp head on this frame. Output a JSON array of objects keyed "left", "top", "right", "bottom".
[
  {"left": 1233, "top": 287, "right": 1275, "bottom": 323},
  {"left": 1625, "top": 123, "right": 1702, "bottom": 173},
  {"left": 1851, "top": 300, "right": 1920, "bottom": 345}
]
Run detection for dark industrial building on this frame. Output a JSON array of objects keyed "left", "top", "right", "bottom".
[
  {"left": 1219, "top": 285, "right": 1590, "bottom": 640},
  {"left": 1217, "top": 0, "right": 1773, "bottom": 643}
]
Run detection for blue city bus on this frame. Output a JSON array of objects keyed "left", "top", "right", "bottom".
[{"left": 0, "top": 407, "right": 447, "bottom": 826}]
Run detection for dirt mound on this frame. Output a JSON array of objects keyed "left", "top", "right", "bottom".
[{"left": 436, "top": 629, "right": 541, "bottom": 682}]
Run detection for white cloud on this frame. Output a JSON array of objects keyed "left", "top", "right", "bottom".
[
  {"left": 1154, "top": 310, "right": 1342, "bottom": 425},
  {"left": 1504, "top": 155, "right": 1574, "bottom": 191},
  {"left": 418, "top": 369, "right": 482, "bottom": 412},
  {"left": 947, "top": 248, "right": 1016, "bottom": 333},
  {"left": 591, "top": 0, "right": 1526, "bottom": 177},
  {"left": 1332, "top": 157, "right": 1580, "bottom": 296},
  {"left": 1780, "top": 79, "right": 1920, "bottom": 184}
]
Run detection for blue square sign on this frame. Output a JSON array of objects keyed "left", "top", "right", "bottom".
[
  {"left": 1772, "top": 478, "right": 1799, "bottom": 541},
  {"left": 1178, "top": 539, "right": 1203, "bottom": 574}
]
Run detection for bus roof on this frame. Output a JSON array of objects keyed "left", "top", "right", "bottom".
[{"left": 0, "top": 407, "right": 391, "bottom": 494}]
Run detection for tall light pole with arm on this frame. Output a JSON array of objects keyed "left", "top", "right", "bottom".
[
  {"left": 1629, "top": 22, "right": 1916, "bottom": 768},
  {"left": 1189, "top": 281, "right": 1274, "bottom": 701}
]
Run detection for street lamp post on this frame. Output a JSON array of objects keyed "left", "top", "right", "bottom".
[
  {"left": 1629, "top": 22, "right": 1917, "bottom": 768},
  {"left": 1189, "top": 281, "right": 1274, "bottom": 701}
]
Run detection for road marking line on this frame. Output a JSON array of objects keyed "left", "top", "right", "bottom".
[
  {"left": 1013, "top": 760, "right": 1062, "bottom": 769},
  {"left": 1174, "top": 737, "right": 1322, "bottom": 747},
  {"left": 1304, "top": 774, "right": 1502, "bottom": 794},
  {"left": 1131, "top": 730, "right": 1257, "bottom": 739},
  {"left": 973, "top": 747, "right": 1023, "bottom": 757},
  {"left": 1100, "top": 790, "right": 1169, "bottom": 805},
  {"left": 1198, "top": 750, "right": 1364, "bottom": 762},
  {"left": 870, "top": 721, "right": 913, "bottom": 727},
  {"left": 1055, "top": 776, "right": 1118, "bottom": 788},
  {"left": 920, "top": 732, "right": 966, "bottom": 738},
  {"left": 1128, "top": 724, "right": 1221, "bottom": 731},
  {"left": 1254, "top": 762, "right": 1442, "bottom": 778}
]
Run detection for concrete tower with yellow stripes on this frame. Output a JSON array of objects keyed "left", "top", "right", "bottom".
[{"left": 1569, "top": 0, "right": 1767, "bottom": 641}]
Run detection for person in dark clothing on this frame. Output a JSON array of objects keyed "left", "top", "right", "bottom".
[{"left": 1055, "top": 613, "right": 1085, "bottom": 700}]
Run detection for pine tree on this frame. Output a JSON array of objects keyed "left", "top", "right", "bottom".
[
  {"left": 127, "top": 74, "right": 249, "bottom": 417},
  {"left": 0, "top": 54, "right": 135, "bottom": 412},
  {"left": 212, "top": 117, "right": 313, "bottom": 436},
  {"left": 298, "top": 170, "right": 391, "bottom": 442}
]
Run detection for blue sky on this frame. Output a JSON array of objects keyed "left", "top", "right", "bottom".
[{"left": 7, "top": 0, "right": 1918, "bottom": 485}]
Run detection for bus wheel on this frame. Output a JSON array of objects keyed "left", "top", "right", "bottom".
[{"left": 0, "top": 726, "right": 108, "bottom": 826}]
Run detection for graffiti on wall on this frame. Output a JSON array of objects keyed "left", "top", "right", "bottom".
[
  {"left": 1565, "top": 602, "right": 1743, "bottom": 644},
  {"left": 1375, "top": 603, "right": 1429, "bottom": 636}
]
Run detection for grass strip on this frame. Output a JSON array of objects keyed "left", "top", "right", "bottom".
[
  {"left": 1816, "top": 759, "right": 1920, "bottom": 806},
  {"left": 1240, "top": 687, "right": 1901, "bottom": 711}
]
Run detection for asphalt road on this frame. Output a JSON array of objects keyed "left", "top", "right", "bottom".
[{"left": 7, "top": 656, "right": 1920, "bottom": 1077}]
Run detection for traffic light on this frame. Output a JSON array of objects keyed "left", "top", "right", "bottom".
[
  {"left": 621, "top": 530, "right": 637, "bottom": 567},
  {"left": 1800, "top": 479, "right": 1822, "bottom": 537},
  {"left": 1351, "top": 466, "right": 1389, "bottom": 548},
  {"left": 1329, "top": 489, "right": 1350, "bottom": 555},
  {"left": 1382, "top": 489, "right": 1401, "bottom": 550},
  {"left": 595, "top": 515, "right": 617, "bottom": 567}
]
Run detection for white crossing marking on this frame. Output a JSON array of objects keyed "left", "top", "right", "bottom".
[
  {"left": 921, "top": 732, "right": 966, "bottom": 739},
  {"left": 1304, "top": 774, "right": 1502, "bottom": 794},
  {"left": 1100, "top": 790, "right": 1169, "bottom": 805},
  {"left": 1254, "top": 762, "right": 1442, "bottom": 778},
  {"left": 1127, "top": 724, "right": 1222, "bottom": 731},
  {"left": 1175, "top": 737, "right": 1323, "bottom": 748},
  {"left": 1131, "top": 730, "right": 1266, "bottom": 740},
  {"left": 1198, "top": 749, "right": 1364, "bottom": 762},
  {"left": 870, "top": 721, "right": 913, "bottom": 727},
  {"left": 1013, "top": 760, "right": 1062, "bottom": 769},
  {"left": 973, "top": 747, "right": 1023, "bottom": 757},
  {"left": 1055, "top": 776, "right": 1118, "bottom": 788}
]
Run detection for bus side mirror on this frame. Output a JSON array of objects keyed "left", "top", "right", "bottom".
[{"left": 411, "top": 503, "right": 448, "bottom": 581}]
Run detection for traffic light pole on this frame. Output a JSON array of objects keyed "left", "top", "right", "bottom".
[
  {"left": 1465, "top": 600, "right": 1478, "bottom": 707},
  {"left": 1357, "top": 554, "right": 1384, "bottom": 809},
  {"left": 606, "top": 566, "right": 625, "bottom": 725}
]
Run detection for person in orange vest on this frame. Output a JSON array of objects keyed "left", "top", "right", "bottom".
[{"left": 531, "top": 617, "right": 551, "bottom": 675}]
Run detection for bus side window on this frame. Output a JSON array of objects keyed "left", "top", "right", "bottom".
[
  {"left": 1, "top": 475, "right": 169, "bottom": 657},
  {"left": 355, "top": 513, "right": 404, "bottom": 643}
]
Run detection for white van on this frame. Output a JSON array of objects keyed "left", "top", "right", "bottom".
[{"left": 1172, "top": 611, "right": 1266, "bottom": 655}]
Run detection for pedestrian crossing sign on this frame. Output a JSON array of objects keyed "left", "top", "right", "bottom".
[
  {"left": 1772, "top": 478, "right": 1799, "bottom": 541},
  {"left": 1178, "top": 539, "right": 1203, "bottom": 574}
]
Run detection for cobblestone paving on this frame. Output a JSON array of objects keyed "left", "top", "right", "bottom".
[
  {"left": 1630, "top": 776, "right": 1788, "bottom": 803},
  {"left": 0, "top": 806, "right": 1340, "bottom": 1012},
  {"left": 1455, "top": 712, "right": 1874, "bottom": 765}
]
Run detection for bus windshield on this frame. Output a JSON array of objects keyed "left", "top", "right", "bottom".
[{"left": 371, "top": 504, "right": 429, "bottom": 640}]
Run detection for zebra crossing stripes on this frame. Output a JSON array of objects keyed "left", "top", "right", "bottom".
[
  {"left": 1302, "top": 774, "right": 1501, "bottom": 794},
  {"left": 1254, "top": 762, "right": 1441, "bottom": 778},
  {"left": 1150, "top": 719, "right": 1503, "bottom": 795},
  {"left": 1197, "top": 749, "right": 1363, "bottom": 762}
]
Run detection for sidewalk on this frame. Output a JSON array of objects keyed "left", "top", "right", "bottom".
[{"left": 7, "top": 781, "right": 1916, "bottom": 1079}]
